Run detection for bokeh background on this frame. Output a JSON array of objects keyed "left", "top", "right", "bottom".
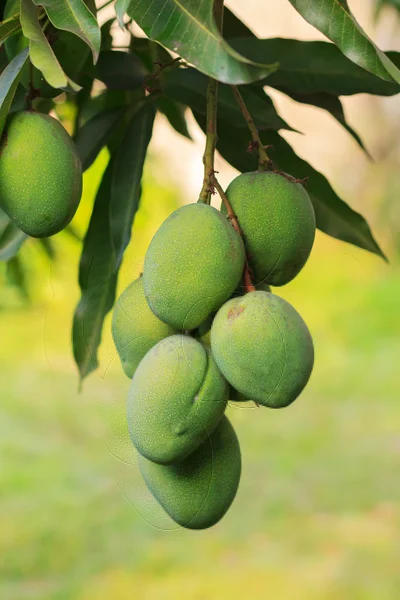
[{"left": 1, "top": 0, "right": 400, "bottom": 598}]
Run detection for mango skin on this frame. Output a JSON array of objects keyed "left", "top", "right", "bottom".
[
  {"left": 143, "top": 203, "right": 245, "bottom": 330},
  {"left": 139, "top": 415, "right": 241, "bottom": 530},
  {"left": 112, "top": 276, "right": 178, "bottom": 378},
  {"left": 0, "top": 112, "right": 82, "bottom": 238},
  {"left": 211, "top": 291, "right": 314, "bottom": 408},
  {"left": 224, "top": 171, "right": 316, "bottom": 286},
  {"left": 127, "top": 335, "right": 228, "bottom": 465}
]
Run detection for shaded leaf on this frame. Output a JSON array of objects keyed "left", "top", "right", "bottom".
[
  {"left": 6, "top": 255, "right": 29, "bottom": 299},
  {"left": 73, "top": 164, "right": 117, "bottom": 382},
  {"left": 287, "top": 0, "right": 400, "bottom": 83},
  {"left": 0, "top": 12, "right": 21, "bottom": 45},
  {"left": 95, "top": 50, "right": 146, "bottom": 90},
  {"left": 279, "top": 89, "right": 371, "bottom": 157},
  {"left": 20, "top": 0, "right": 80, "bottom": 91},
  {"left": 75, "top": 107, "right": 125, "bottom": 170},
  {"left": 0, "top": 46, "right": 29, "bottom": 138},
  {"left": 32, "top": 0, "right": 101, "bottom": 62},
  {"left": 222, "top": 7, "right": 253, "bottom": 38},
  {"left": 110, "top": 102, "right": 155, "bottom": 269},
  {"left": 194, "top": 112, "right": 384, "bottom": 259},
  {"left": 231, "top": 38, "right": 400, "bottom": 96},
  {"left": 157, "top": 96, "right": 191, "bottom": 139},
  {"left": 38, "top": 237, "right": 55, "bottom": 260},
  {"left": 123, "top": 0, "right": 278, "bottom": 84},
  {"left": 0, "top": 208, "right": 28, "bottom": 261},
  {"left": 163, "top": 67, "right": 292, "bottom": 131}
]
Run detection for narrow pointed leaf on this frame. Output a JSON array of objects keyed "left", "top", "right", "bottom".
[
  {"left": 115, "top": 0, "right": 130, "bottom": 28},
  {"left": 0, "top": 209, "right": 28, "bottom": 262},
  {"left": 110, "top": 103, "right": 155, "bottom": 269},
  {"left": 6, "top": 256, "right": 29, "bottom": 299},
  {"left": 0, "top": 13, "right": 21, "bottom": 45},
  {"left": 287, "top": 0, "right": 400, "bottom": 83},
  {"left": 123, "top": 0, "right": 278, "bottom": 84},
  {"left": 75, "top": 107, "right": 125, "bottom": 171},
  {"left": 231, "top": 38, "right": 400, "bottom": 96},
  {"left": 32, "top": 0, "right": 101, "bottom": 62},
  {"left": 157, "top": 96, "right": 191, "bottom": 139},
  {"left": 0, "top": 47, "right": 29, "bottom": 138},
  {"left": 73, "top": 164, "right": 117, "bottom": 382},
  {"left": 20, "top": 0, "right": 81, "bottom": 91},
  {"left": 194, "top": 112, "right": 384, "bottom": 259}
]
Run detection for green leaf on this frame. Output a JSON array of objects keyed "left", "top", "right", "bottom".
[
  {"left": 20, "top": 0, "right": 80, "bottom": 91},
  {"left": 157, "top": 96, "right": 191, "bottom": 139},
  {"left": 222, "top": 7, "right": 253, "bottom": 38},
  {"left": 122, "top": 0, "right": 278, "bottom": 84},
  {"left": 95, "top": 50, "right": 147, "bottom": 90},
  {"left": 0, "top": 46, "right": 29, "bottom": 138},
  {"left": 287, "top": 0, "right": 400, "bottom": 83},
  {"left": 73, "top": 164, "right": 117, "bottom": 382},
  {"left": 194, "top": 112, "right": 385, "bottom": 259},
  {"left": 115, "top": 0, "right": 130, "bottom": 28},
  {"left": 0, "top": 208, "right": 27, "bottom": 261},
  {"left": 37, "top": 237, "right": 55, "bottom": 260},
  {"left": 6, "top": 255, "right": 29, "bottom": 299},
  {"left": 32, "top": 0, "right": 101, "bottom": 62},
  {"left": 0, "top": 12, "right": 21, "bottom": 45},
  {"left": 110, "top": 103, "right": 155, "bottom": 269},
  {"left": 75, "top": 107, "right": 125, "bottom": 170},
  {"left": 163, "top": 67, "right": 292, "bottom": 131},
  {"left": 279, "top": 89, "right": 371, "bottom": 158},
  {"left": 231, "top": 38, "right": 400, "bottom": 96}
]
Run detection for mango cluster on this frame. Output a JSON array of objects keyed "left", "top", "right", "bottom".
[
  {"left": 0, "top": 111, "right": 82, "bottom": 238},
  {"left": 113, "top": 171, "right": 316, "bottom": 529}
]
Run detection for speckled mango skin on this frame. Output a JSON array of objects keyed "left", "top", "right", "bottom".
[
  {"left": 211, "top": 291, "right": 314, "bottom": 408},
  {"left": 127, "top": 335, "right": 228, "bottom": 465},
  {"left": 0, "top": 112, "right": 82, "bottom": 237},
  {"left": 112, "top": 276, "right": 178, "bottom": 378},
  {"left": 143, "top": 203, "right": 245, "bottom": 330},
  {"left": 224, "top": 171, "right": 316, "bottom": 286},
  {"left": 139, "top": 415, "right": 241, "bottom": 530}
]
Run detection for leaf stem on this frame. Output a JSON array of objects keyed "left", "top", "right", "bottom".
[{"left": 231, "top": 85, "right": 272, "bottom": 171}]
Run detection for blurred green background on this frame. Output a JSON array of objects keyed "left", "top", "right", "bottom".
[{"left": 2, "top": 0, "right": 400, "bottom": 597}]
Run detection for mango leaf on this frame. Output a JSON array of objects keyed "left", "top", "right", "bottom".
[
  {"left": 0, "top": 208, "right": 27, "bottom": 261},
  {"left": 6, "top": 256, "right": 29, "bottom": 299},
  {"left": 95, "top": 50, "right": 146, "bottom": 90},
  {"left": 157, "top": 96, "right": 191, "bottom": 139},
  {"left": 20, "top": 0, "right": 80, "bottom": 91},
  {"left": 121, "top": 0, "right": 278, "bottom": 84},
  {"left": 73, "top": 164, "right": 117, "bottom": 382},
  {"left": 222, "top": 7, "right": 253, "bottom": 38},
  {"left": 287, "top": 0, "right": 400, "bottom": 83},
  {"left": 231, "top": 38, "right": 400, "bottom": 96},
  {"left": 75, "top": 107, "right": 125, "bottom": 170},
  {"left": 278, "top": 89, "right": 371, "bottom": 158},
  {"left": 163, "top": 67, "right": 292, "bottom": 131},
  {"left": 194, "top": 112, "right": 385, "bottom": 259},
  {"left": 0, "top": 46, "right": 29, "bottom": 138},
  {"left": 32, "top": 0, "right": 101, "bottom": 62},
  {"left": 110, "top": 103, "right": 155, "bottom": 269},
  {"left": 0, "top": 12, "right": 21, "bottom": 45},
  {"left": 115, "top": 0, "right": 130, "bottom": 28}
]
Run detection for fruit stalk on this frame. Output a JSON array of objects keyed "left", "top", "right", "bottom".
[{"left": 231, "top": 85, "right": 272, "bottom": 171}]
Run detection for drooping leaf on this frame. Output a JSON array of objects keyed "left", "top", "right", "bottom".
[
  {"left": 0, "top": 208, "right": 28, "bottom": 261},
  {"left": 157, "top": 96, "right": 191, "bottom": 139},
  {"left": 0, "top": 46, "right": 29, "bottom": 138},
  {"left": 6, "top": 255, "right": 29, "bottom": 299},
  {"left": 122, "top": 0, "right": 278, "bottom": 84},
  {"left": 115, "top": 0, "right": 130, "bottom": 28},
  {"left": 95, "top": 50, "right": 147, "bottom": 90},
  {"left": 20, "top": 0, "right": 80, "bottom": 91},
  {"left": 110, "top": 103, "right": 155, "bottom": 269},
  {"left": 231, "top": 38, "right": 400, "bottom": 96},
  {"left": 0, "top": 12, "right": 21, "bottom": 45},
  {"left": 37, "top": 237, "right": 55, "bottom": 260},
  {"left": 32, "top": 0, "right": 101, "bottom": 62},
  {"left": 73, "top": 164, "right": 117, "bottom": 382},
  {"left": 75, "top": 107, "right": 125, "bottom": 170},
  {"left": 163, "top": 67, "right": 292, "bottom": 131},
  {"left": 279, "top": 89, "right": 371, "bottom": 157},
  {"left": 194, "top": 112, "right": 385, "bottom": 259},
  {"left": 287, "top": 0, "right": 400, "bottom": 83}
]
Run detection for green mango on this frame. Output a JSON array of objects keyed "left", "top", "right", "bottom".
[
  {"left": 139, "top": 415, "right": 241, "bottom": 530},
  {"left": 0, "top": 112, "right": 82, "bottom": 237},
  {"left": 211, "top": 291, "right": 314, "bottom": 408},
  {"left": 224, "top": 171, "right": 316, "bottom": 286},
  {"left": 143, "top": 203, "right": 245, "bottom": 330},
  {"left": 112, "top": 276, "right": 178, "bottom": 378},
  {"left": 127, "top": 334, "right": 228, "bottom": 465}
]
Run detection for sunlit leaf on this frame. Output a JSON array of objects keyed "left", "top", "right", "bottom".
[
  {"left": 0, "top": 46, "right": 29, "bottom": 138},
  {"left": 0, "top": 12, "right": 21, "bottom": 45},
  {"left": 0, "top": 208, "right": 28, "bottom": 262}
]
